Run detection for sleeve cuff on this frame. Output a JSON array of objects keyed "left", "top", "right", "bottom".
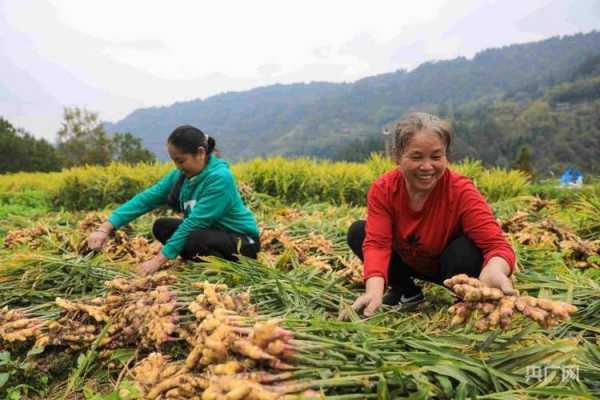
[
  {"left": 107, "top": 215, "right": 122, "bottom": 230},
  {"left": 160, "top": 247, "right": 179, "bottom": 260},
  {"left": 363, "top": 247, "right": 392, "bottom": 284}
]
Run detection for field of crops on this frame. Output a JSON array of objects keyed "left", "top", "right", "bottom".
[{"left": 1, "top": 157, "right": 600, "bottom": 399}]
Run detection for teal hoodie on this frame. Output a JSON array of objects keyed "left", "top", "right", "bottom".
[{"left": 108, "top": 155, "right": 259, "bottom": 259}]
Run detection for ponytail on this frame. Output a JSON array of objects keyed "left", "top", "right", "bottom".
[
  {"left": 206, "top": 136, "right": 216, "bottom": 154},
  {"left": 168, "top": 125, "right": 217, "bottom": 155}
]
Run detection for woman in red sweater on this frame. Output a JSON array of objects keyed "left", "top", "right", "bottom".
[{"left": 350, "top": 113, "right": 517, "bottom": 317}]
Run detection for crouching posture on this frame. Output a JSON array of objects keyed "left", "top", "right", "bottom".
[
  {"left": 87, "top": 125, "right": 260, "bottom": 275},
  {"left": 349, "top": 113, "right": 516, "bottom": 317}
]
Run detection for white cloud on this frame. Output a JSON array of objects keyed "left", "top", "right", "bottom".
[
  {"left": 20, "top": 0, "right": 450, "bottom": 79},
  {"left": 0, "top": 0, "right": 598, "bottom": 140}
]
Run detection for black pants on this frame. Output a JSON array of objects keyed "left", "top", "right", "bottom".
[
  {"left": 153, "top": 218, "right": 260, "bottom": 261},
  {"left": 346, "top": 220, "right": 482, "bottom": 291}
]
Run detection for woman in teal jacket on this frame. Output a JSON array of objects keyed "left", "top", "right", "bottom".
[{"left": 87, "top": 125, "right": 260, "bottom": 275}]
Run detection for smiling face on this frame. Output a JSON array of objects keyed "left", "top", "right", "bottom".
[
  {"left": 397, "top": 129, "right": 448, "bottom": 195},
  {"left": 167, "top": 143, "right": 206, "bottom": 177}
]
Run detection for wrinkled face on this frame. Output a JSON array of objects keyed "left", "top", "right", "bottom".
[
  {"left": 167, "top": 143, "right": 206, "bottom": 177},
  {"left": 398, "top": 129, "right": 448, "bottom": 194}
]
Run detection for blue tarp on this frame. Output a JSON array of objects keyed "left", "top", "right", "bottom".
[{"left": 560, "top": 167, "right": 583, "bottom": 186}]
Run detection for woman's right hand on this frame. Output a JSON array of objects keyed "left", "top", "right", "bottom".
[
  {"left": 352, "top": 276, "right": 385, "bottom": 317},
  {"left": 87, "top": 223, "right": 113, "bottom": 250}
]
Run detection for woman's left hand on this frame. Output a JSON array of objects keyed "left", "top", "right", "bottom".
[
  {"left": 478, "top": 257, "right": 518, "bottom": 295},
  {"left": 138, "top": 253, "right": 168, "bottom": 276}
]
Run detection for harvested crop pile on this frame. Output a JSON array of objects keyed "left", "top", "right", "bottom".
[
  {"left": 0, "top": 273, "right": 319, "bottom": 399},
  {"left": 260, "top": 224, "right": 362, "bottom": 283},
  {"left": 78, "top": 212, "right": 162, "bottom": 263},
  {"left": 0, "top": 307, "right": 47, "bottom": 342},
  {"left": 3, "top": 224, "right": 51, "bottom": 249},
  {"left": 445, "top": 274, "right": 577, "bottom": 331},
  {"left": 501, "top": 209, "right": 600, "bottom": 269},
  {"left": 1, "top": 272, "right": 180, "bottom": 351},
  {"left": 260, "top": 227, "right": 333, "bottom": 264},
  {"left": 131, "top": 316, "right": 300, "bottom": 399},
  {"left": 3, "top": 212, "right": 162, "bottom": 264},
  {"left": 130, "top": 351, "right": 315, "bottom": 400}
]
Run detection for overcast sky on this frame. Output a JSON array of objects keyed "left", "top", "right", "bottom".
[{"left": 1, "top": 0, "right": 599, "bottom": 141}]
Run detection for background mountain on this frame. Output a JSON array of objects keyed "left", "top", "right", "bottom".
[{"left": 104, "top": 31, "right": 600, "bottom": 174}]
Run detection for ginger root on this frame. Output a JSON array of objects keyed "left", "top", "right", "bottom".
[{"left": 444, "top": 274, "right": 576, "bottom": 331}]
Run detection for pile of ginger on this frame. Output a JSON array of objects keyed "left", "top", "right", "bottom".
[
  {"left": 0, "top": 307, "right": 46, "bottom": 343},
  {"left": 129, "top": 281, "right": 303, "bottom": 400},
  {"left": 444, "top": 274, "right": 577, "bottom": 331}
]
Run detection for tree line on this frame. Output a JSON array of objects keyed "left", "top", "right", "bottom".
[{"left": 0, "top": 108, "right": 155, "bottom": 174}]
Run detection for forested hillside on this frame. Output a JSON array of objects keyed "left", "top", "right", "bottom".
[
  {"left": 104, "top": 31, "right": 600, "bottom": 172},
  {"left": 445, "top": 54, "right": 600, "bottom": 175}
]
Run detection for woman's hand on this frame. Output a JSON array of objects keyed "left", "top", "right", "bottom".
[
  {"left": 87, "top": 223, "right": 114, "bottom": 250},
  {"left": 138, "top": 253, "right": 169, "bottom": 276},
  {"left": 479, "top": 257, "right": 517, "bottom": 295},
  {"left": 352, "top": 276, "right": 385, "bottom": 317}
]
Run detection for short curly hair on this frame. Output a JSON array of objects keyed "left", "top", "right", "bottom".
[{"left": 393, "top": 112, "right": 452, "bottom": 161}]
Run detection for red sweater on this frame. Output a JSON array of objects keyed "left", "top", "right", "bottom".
[{"left": 363, "top": 169, "right": 515, "bottom": 283}]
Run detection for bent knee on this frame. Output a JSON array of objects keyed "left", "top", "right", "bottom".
[{"left": 347, "top": 220, "right": 366, "bottom": 245}]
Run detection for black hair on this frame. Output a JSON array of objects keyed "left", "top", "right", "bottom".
[{"left": 167, "top": 125, "right": 216, "bottom": 155}]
